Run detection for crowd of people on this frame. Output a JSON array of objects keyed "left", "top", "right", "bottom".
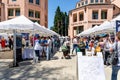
[
  {"left": 30, "top": 35, "right": 60, "bottom": 62},
  {"left": 72, "top": 34, "right": 116, "bottom": 64},
  {"left": 71, "top": 32, "right": 120, "bottom": 80},
  {"left": 0, "top": 36, "right": 13, "bottom": 51},
  {"left": 0, "top": 32, "right": 120, "bottom": 80}
]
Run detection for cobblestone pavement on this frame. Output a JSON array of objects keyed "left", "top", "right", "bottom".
[{"left": 0, "top": 50, "right": 120, "bottom": 80}]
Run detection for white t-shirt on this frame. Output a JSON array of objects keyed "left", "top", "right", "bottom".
[
  {"left": 34, "top": 39, "right": 41, "bottom": 50},
  {"left": 47, "top": 39, "right": 52, "bottom": 48},
  {"left": 73, "top": 38, "right": 77, "bottom": 44}
]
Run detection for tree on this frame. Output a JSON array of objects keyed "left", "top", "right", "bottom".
[{"left": 51, "top": 6, "right": 69, "bottom": 36}]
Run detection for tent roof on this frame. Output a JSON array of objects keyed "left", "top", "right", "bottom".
[
  {"left": 0, "top": 15, "right": 35, "bottom": 30},
  {"left": 0, "top": 15, "right": 33, "bottom": 24}
]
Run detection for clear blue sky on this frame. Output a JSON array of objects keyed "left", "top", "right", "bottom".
[{"left": 48, "top": 0, "right": 80, "bottom": 29}]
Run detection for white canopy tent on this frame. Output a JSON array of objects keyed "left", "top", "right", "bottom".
[
  {"left": 109, "top": 14, "right": 120, "bottom": 31},
  {"left": 88, "top": 25, "right": 99, "bottom": 35},
  {"left": 46, "top": 28, "right": 60, "bottom": 36},
  {"left": 0, "top": 15, "right": 49, "bottom": 66},
  {"left": 90, "top": 21, "right": 113, "bottom": 35},
  {"left": 77, "top": 15, "right": 120, "bottom": 37},
  {"left": 34, "top": 22, "right": 60, "bottom": 36},
  {"left": 91, "top": 15, "right": 120, "bottom": 35},
  {"left": 77, "top": 25, "right": 99, "bottom": 36},
  {"left": 34, "top": 22, "right": 52, "bottom": 36},
  {"left": 0, "top": 15, "right": 49, "bottom": 35},
  {"left": 77, "top": 28, "right": 92, "bottom": 36},
  {"left": 0, "top": 15, "right": 36, "bottom": 30}
]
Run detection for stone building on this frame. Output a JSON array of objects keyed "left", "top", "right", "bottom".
[
  {"left": 0, "top": 0, "right": 48, "bottom": 28},
  {"left": 69, "top": 0, "right": 120, "bottom": 38}
]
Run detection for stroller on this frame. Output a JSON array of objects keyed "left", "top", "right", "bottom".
[{"left": 61, "top": 45, "right": 71, "bottom": 59}]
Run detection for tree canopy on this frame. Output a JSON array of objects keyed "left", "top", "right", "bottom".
[{"left": 51, "top": 6, "right": 69, "bottom": 36}]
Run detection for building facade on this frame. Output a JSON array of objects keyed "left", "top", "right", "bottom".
[
  {"left": 69, "top": 0, "right": 120, "bottom": 38},
  {"left": 0, "top": 0, "right": 48, "bottom": 28}
]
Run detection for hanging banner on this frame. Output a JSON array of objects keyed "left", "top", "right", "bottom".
[{"left": 116, "top": 20, "right": 120, "bottom": 32}]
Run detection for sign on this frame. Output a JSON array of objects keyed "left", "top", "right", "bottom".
[
  {"left": 77, "top": 54, "right": 105, "bottom": 80},
  {"left": 21, "top": 33, "right": 29, "bottom": 40},
  {"left": 116, "top": 20, "right": 120, "bottom": 32}
]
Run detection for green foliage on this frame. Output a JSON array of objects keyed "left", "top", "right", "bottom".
[{"left": 51, "top": 6, "right": 69, "bottom": 36}]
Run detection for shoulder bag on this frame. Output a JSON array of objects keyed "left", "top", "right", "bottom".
[{"left": 107, "top": 42, "right": 118, "bottom": 65}]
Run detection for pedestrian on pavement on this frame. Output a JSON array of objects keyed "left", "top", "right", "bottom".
[
  {"left": 1, "top": 37, "right": 6, "bottom": 51},
  {"left": 110, "top": 31, "right": 120, "bottom": 80},
  {"left": 46, "top": 36, "right": 52, "bottom": 60},
  {"left": 103, "top": 34, "right": 113, "bottom": 65},
  {"left": 8, "top": 36, "right": 13, "bottom": 50},
  {"left": 34, "top": 36, "right": 41, "bottom": 62},
  {"left": 72, "top": 36, "right": 78, "bottom": 54}
]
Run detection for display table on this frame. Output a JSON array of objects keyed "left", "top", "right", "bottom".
[
  {"left": 77, "top": 52, "right": 105, "bottom": 80},
  {"left": 22, "top": 48, "right": 34, "bottom": 59}
]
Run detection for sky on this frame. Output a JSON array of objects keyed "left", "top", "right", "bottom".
[{"left": 48, "top": 0, "right": 80, "bottom": 29}]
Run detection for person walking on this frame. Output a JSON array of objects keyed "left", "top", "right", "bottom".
[
  {"left": 1, "top": 37, "right": 6, "bottom": 51},
  {"left": 79, "top": 38, "right": 86, "bottom": 55},
  {"left": 46, "top": 37, "right": 52, "bottom": 60},
  {"left": 8, "top": 36, "right": 13, "bottom": 50},
  {"left": 110, "top": 32, "right": 120, "bottom": 80},
  {"left": 34, "top": 36, "right": 41, "bottom": 62},
  {"left": 103, "top": 34, "right": 114, "bottom": 65},
  {"left": 72, "top": 36, "right": 78, "bottom": 54}
]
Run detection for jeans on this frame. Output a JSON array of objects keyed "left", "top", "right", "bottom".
[
  {"left": 72, "top": 44, "right": 78, "bottom": 54},
  {"left": 46, "top": 47, "right": 51, "bottom": 60},
  {"left": 111, "top": 65, "right": 120, "bottom": 80},
  {"left": 104, "top": 51, "right": 110, "bottom": 65},
  {"left": 35, "top": 50, "right": 40, "bottom": 60}
]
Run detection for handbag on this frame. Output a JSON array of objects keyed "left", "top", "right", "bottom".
[{"left": 107, "top": 42, "right": 118, "bottom": 65}]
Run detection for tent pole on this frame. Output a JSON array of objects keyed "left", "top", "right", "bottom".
[
  {"left": 32, "top": 29, "right": 36, "bottom": 63},
  {"left": 13, "top": 29, "right": 17, "bottom": 66}
]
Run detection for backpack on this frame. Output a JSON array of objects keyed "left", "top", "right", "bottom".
[{"left": 79, "top": 41, "right": 85, "bottom": 49}]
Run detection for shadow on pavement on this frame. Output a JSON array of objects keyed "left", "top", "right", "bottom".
[{"left": 0, "top": 65, "right": 72, "bottom": 80}]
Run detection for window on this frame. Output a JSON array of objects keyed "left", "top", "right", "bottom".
[
  {"left": 92, "top": 24, "right": 100, "bottom": 27},
  {"left": 113, "top": 6, "right": 115, "bottom": 10},
  {"left": 82, "top": 2, "right": 84, "bottom": 5},
  {"left": 95, "top": 0, "right": 98, "bottom": 3},
  {"left": 78, "top": 3, "right": 80, "bottom": 7},
  {"left": 36, "top": 0, "right": 40, "bottom": 5},
  {"left": 29, "top": 0, "right": 33, "bottom": 3},
  {"left": 35, "top": 11, "right": 40, "bottom": 18},
  {"left": 85, "top": 0, "right": 88, "bottom": 4},
  {"left": 73, "top": 14, "right": 77, "bottom": 22},
  {"left": 8, "top": 9, "right": 14, "bottom": 16},
  {"left": 79, "top": 12, "right": 84, "bottom": 21},
  {"left": 101, "top": 10, "right": 107, "bottom": 19},
  {"left": 29, "top": 10, "right": 34, "bottom": 17},
  {"left": 100, "top": 0, "right": 103, "bottom": 3},
  {"left": 31, "top": 19, "right": 40, "bottom": 24},
  {"left": 92, "top": 11, "right": 98, "bottom": 19},
  {"left": 77, "top": 26, "right": 84, "bottom": 34},
  {"left": 91, "top": 0, "right": 94, "bottom": 3},
  {"left": 15, "top": 9, "right": 20, "bottom": 16},
  {"left": 12, "top": 0, "right": 16, "bottom": 1},
  {"left": 92, "top": 25, "right": 96, "bottom": 27}
]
